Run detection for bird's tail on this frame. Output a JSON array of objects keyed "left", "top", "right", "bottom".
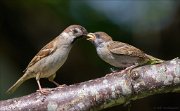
[
  {"left": 145, "top": 54, "right": 164, "bottom": 64},
  {"left": 6, "top": 72, "right": 30, "bottom": 94}
]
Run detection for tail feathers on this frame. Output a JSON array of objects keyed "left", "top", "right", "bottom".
[
  {"left": 145, "top": 54, "right": 164, "bottom": 64},
  {"left": 6, "top": 73, "right": 29, "bottom": 94}
]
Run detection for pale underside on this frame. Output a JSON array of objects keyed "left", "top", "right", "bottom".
[
  {"left": 97, "top": 41, "right": 149, "bottom": 68},
  {"left": 23, "top": 37, "right": 71, "bottom": 79}
]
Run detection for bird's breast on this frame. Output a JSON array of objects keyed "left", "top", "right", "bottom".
[
  {"left": 28, "top": 46, "right": 72, "bottom": 78},
  {"left": 42, "top": 46, "right": 71, "bottom": 75},
  {"left": 96, "top": 47, "right": 144, "bottom": 68},
  {"left": 96, "top": 47, "right": 115, "bottom": 62}
]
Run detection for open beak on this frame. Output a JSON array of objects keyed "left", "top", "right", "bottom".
[{"left": 86, "top": 33, "right": 96, "bottom": 41}]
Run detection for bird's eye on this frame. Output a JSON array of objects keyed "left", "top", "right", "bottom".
[
  {"left": 95, "top": 34, "right": 100, "bottom": 38},
  {"left": 73, "top": 29, "right": 78, "bottom": 34}
]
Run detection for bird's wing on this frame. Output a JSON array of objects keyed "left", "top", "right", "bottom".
[
  {"left": 107, "top": 41, "right": 146, "bottom": 58},
  {"left": 23, "top": 37, "right": 57, "bottom": 72}
]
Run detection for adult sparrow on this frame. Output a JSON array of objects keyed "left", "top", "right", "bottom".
[
  {"left": 7, "top": 25, "right": 87, "bottom": 94},
  {"left": 86, "top": 32, "right": 163, "bottom": 69}
]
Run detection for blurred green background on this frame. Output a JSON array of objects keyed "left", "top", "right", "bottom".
[{"left": 0, "top": 0, "right": 180, "bottom": 111}]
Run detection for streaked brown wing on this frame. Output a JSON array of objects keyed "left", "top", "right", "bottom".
[
  {"left": 108, "top": 41, "right": 146, "bottom": 58},
  {"left": 23, "top": 38, "right": 57, "bottom": 72}
]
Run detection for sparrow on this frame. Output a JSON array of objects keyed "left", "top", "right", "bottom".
[
  {"left": 86, "top": 32, "right": 163, "bottom": 70},
  {"left": 7, "top": 25, "right": 88, "bottom": 94}
]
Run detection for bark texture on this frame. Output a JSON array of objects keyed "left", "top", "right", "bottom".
[{"left": 0, "top": 58, "right": 180, "bottom": 111}]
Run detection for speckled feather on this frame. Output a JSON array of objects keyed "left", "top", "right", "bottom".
[
  {"left": 86, "top": 32, "right": 161, "bottom": 68},
  {"left": 107, "top": 41, "right": 147, "bottom": 59},
  {"left": 24, "top": 37, "right": 58, "bottom": 72},
  {"left": 7, "top": 25, "right": 88, "bottom": 94}
]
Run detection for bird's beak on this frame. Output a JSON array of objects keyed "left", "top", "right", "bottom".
[
  {"left": 86, "top": 33, "right": 96, "bottom": 41},
  {"left": 83, "top": 30, "right": 88, "bottom": 36}
]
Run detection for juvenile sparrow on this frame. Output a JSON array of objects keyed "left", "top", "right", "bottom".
[
  {"left": 7, "top": 25, "right": 87, "bottom": 94},
  {"left": 86, "top": 32, "right": 163, "bottom": 69}
]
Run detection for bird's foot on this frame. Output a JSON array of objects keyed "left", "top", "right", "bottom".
[
  {"left": 121, "top": 64, "right": 138, "bottom": 73},
  {"left": 110, "top": 67, "right": 121, "bottom": 73},
  {"left": 37, "top": 88, "right": 52, "bottom": 94},
  {"left": 51, "top": 80, "right": 59, "bottom": 86},
  {"left": 57, "top": 84, "right": 67, "bottom": 88}
]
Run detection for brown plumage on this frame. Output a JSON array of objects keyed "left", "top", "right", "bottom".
[
  {"left": 24, "top": 37, "right": 57, "bottom": 72},
  {"left": 7, "top": 25, "right": 87, "bottom": 94},
  {"left": 86, "top": 32, "right": 163, "bottom": 68},
  {"left": 108, "top": 41, "right": 147, "bottom": 58}
]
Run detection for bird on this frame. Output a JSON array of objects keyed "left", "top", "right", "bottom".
[
  {"left": 86, "top": 32, "right": 163, "bottom": 70},
  {"left": 7, "top": 25, "right": 88, "bottom": 94}
]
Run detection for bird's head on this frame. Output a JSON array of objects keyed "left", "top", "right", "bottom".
[
  {"left": 86, "top": 32, "right": 112, "bottom": 47},
  {"left": 65, "top": 25, "right": 88, "bottom": 37},
  {"left": 62, "top": 25, "right": 88, "bottom": 44}
]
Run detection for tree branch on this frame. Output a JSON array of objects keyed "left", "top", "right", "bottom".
[{"left": 0, "top": 58, "right": 180, "bottom": 111}]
